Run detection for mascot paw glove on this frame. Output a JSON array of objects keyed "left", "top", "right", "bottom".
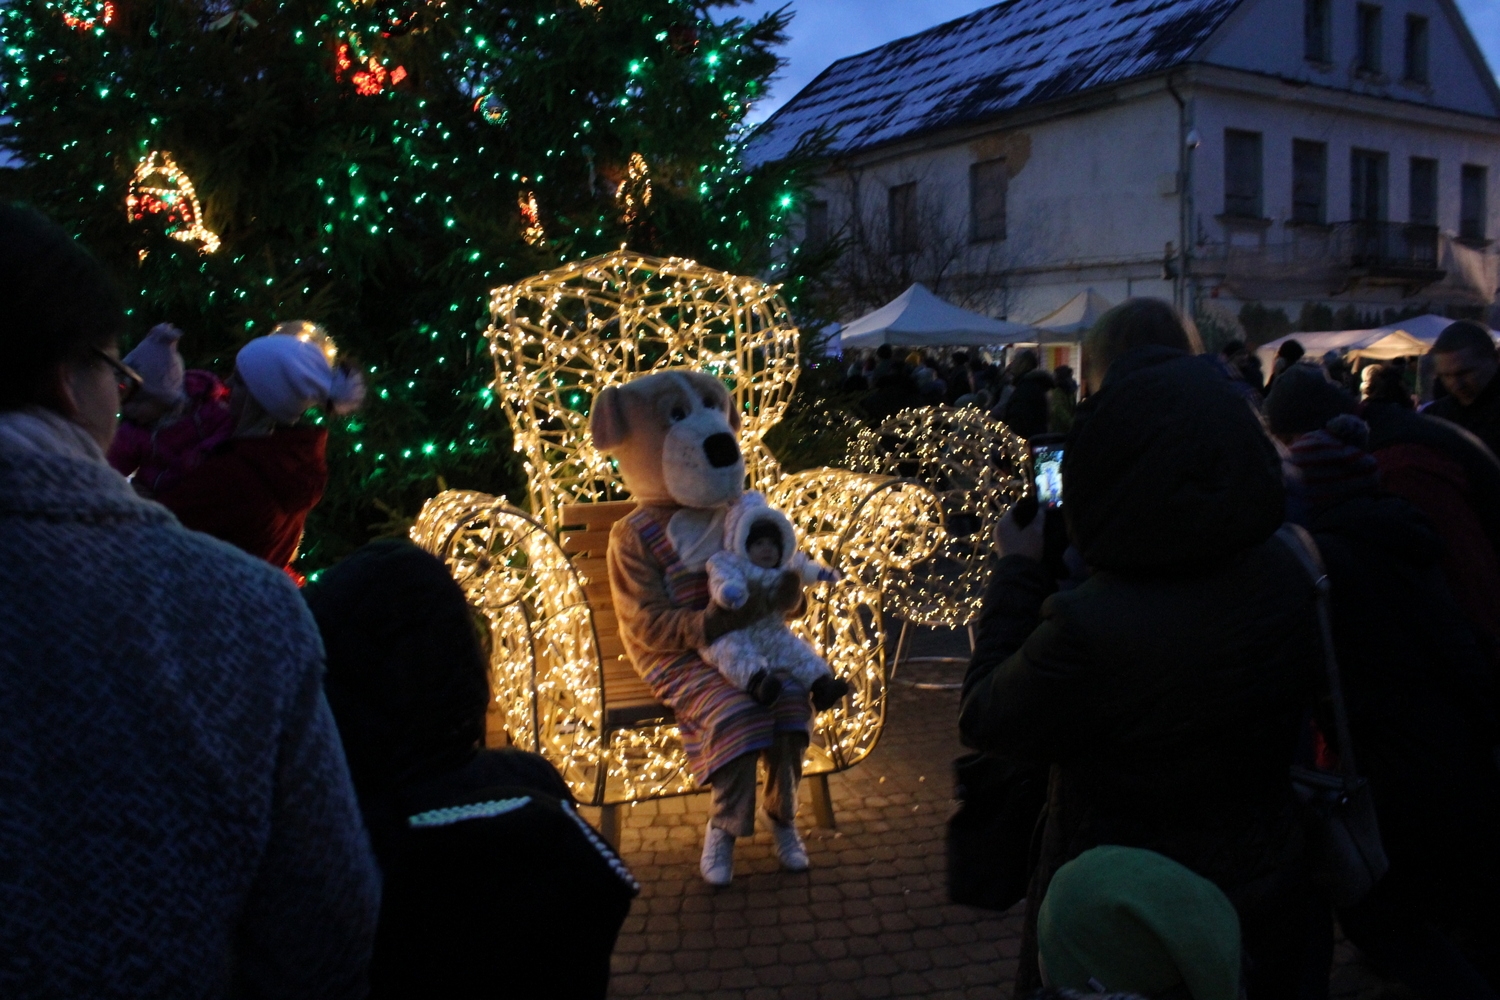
[
  {"left": 771, "top": 571, "right": 803, "bottom": 614},
  {"left": 703, "top": 591, "right": 773, "bottom": 643}
]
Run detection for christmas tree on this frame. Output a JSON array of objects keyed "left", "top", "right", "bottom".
[{"left": 0, "top": 0, "right": 808, "bottom": 569}]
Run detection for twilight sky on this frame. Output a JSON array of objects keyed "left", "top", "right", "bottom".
[{"left": 737, "top": 0, "right": 1500, "bottom": 123}]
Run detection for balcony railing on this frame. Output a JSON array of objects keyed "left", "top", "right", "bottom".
[
  {"left": 1343, "top": 221, "right": 1441, "bottom": 271},
  {"left": 1211, "top": 221, "right": 1451, "bottom": 300}
]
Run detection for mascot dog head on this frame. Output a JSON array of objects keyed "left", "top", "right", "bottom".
[{"left": 589, "top": 370, "right": 745, "bottom": 508}]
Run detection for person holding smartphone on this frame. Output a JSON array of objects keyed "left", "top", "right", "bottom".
[{"left": 961, "top": 300, "right": 1326, "bottom": 1000}]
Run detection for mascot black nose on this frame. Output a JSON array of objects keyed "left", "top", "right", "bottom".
[{"left": 703, "top": 432, "right": 741, "bottom": 469}]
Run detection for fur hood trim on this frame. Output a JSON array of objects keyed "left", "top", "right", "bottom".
[{"left": 722, "top": 491, "right": 797, "bottom": 569}]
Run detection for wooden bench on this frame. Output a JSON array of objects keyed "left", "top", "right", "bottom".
[{"left": 558, "top": 499, "right": 835, "bottom": 845}]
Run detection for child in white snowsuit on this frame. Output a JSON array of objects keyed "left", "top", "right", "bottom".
[{"left": 700, "top": 492, "right": 851, "bottom": 711}]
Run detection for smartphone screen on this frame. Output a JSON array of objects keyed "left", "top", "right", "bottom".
[{"left": 1033, "top": 444, "right": 1064, "bottom": 507}]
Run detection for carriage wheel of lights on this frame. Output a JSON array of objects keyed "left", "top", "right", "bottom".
[
  {"left": 411, "top": 491, "right": 605, "bottom": 795},
  {"left": 846, "top": 404, "right": 1032, "bottom": 633},
  {"left": 412, "top": 250, "right": 944, "bottom": 812}
]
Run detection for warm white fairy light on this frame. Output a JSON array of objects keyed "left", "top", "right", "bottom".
[
  {"left": 125, "top": 150, "right": 220, "bottom": 254},
  {"left": 413, "top": 251, "right": 944, "bottom": 807},
  {"left": 488, "top": 250, "right": 800, "bottom": 528},
  {"left": 272, "top": 320, "right": 339, "bottom": 363},
  {"left": 846, "top": 405, "right": 1031, "bottom": 629}
]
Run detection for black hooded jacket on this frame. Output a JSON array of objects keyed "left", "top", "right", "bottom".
[
  {"left": 305, "top": 540, "right": 636, "bottom": 999},
  {"left": 961, "top": 349, "right": 1321, "bottom": 898},
  {"left": 1002, "top": 368, "right": 1056, "bottom": 440}
]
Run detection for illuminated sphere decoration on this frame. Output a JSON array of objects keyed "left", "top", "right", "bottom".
[
  {"left": 846, "top": 405, "right": 1032, "bottom": 629},
  {"left": 271, "top": 320, "right": 339, "bottom": 365},
  {"left": 413, "top": 251, "right": 945, "bottom": 809}
]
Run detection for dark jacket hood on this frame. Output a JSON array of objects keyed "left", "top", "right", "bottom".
[
  {"left": 228, "top": 426, "right": 328, "bottom": 511},
  {"left": 304, "top": 539, "right": 490, "bottom": 810},
  {"left": 1064, "top": 349, "right": 1284, "bottom": 573}
]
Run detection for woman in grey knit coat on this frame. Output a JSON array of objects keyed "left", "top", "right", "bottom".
[{"left": 0, "top": 205, "right": 381, "bottom": 999}]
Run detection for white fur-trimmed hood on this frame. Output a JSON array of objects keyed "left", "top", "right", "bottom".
[{"left": 721, "top": 491, "right": 798, "bottom": 569}]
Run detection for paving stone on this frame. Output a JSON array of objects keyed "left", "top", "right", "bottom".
[{"left": 603, "top": 625, "right": 1389, "bottom": 999}]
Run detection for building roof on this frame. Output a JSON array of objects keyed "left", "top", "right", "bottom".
[{"left": 746, "top": 0, "right": 1243, "bottom": 165}]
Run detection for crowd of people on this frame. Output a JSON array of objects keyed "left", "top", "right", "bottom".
[
  {"left": 0, "top": 206, "right": 638, "bottom": 997},
  {"left": 961, "top": 299, "right": 1500, "bottom": 999},
  {"left": 5, "top": 199, "right": 1500, "bottom": 1000},
  {"left": 845, "top": 343, "right": 1080, "bottom": 439}
]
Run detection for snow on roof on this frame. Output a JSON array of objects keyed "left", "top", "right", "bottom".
[{"left": 746, "top": 0, "right": 1243, "bottom": 165}]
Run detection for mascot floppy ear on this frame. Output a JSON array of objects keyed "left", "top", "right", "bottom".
[{"left": 590, "top": 385, "right": 629, "bottom": 452}]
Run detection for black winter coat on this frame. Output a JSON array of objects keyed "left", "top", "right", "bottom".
[
  {"left": 1002, "top": 369, "right": 1055, "bottom": 440},
  {"left": 1308, "top": 492, "right": 1500, "bottom": 921},
  {"left": 370, "top": 752, "right": 638, "bottom": 1000},
  {"left": 961, "top": 544, "right": 1319, "bottom": 894},
  {"left": 960, "top": 350, "right": 1321, "bottom": 996}
]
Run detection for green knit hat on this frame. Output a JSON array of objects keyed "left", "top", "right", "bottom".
[{"left": 1038, "top": 846, "right": 1241, "bottom": 1000}]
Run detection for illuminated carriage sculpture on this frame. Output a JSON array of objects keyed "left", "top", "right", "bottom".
[
  {"left": 411, "top": 251, "right": 943, "bottom": 843},
  {"left": 846, "top": 406, "right": 1033, "bottom": 668}
]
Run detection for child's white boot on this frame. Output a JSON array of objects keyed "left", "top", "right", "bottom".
[
  {"left": 700, "top": 822, "right": 736, "bottom": 886},
  {"left": 760, "top": 808, "right": 810, "bottom": 872}
]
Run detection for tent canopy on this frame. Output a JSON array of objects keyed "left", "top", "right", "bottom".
[
  {"left": 838, "top": 283, "right": 1034, "bottom": 349},
  {"left": 1033, "top": 288, "right": 1113, "bottom": 336},
  {"left": 1256, "top": 316, "right": 1496, "bottom": 370}
]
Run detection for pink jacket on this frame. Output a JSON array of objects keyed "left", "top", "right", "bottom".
[{"left": 109, "top": 370, "right": 234, "bottom": 498}]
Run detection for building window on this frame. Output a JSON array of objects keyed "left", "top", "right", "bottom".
[
  {"left": 969, "top": 158, "right": 1008, "bottom": 242},
  {"left": 1351, "top": 149, "right": 1389, "bottom": 222},
  {"left": 1356, "top": 4, "right": 1383, "bottom": 75},
  {"left": 1461, "top": 165, "right": 1489, "bottom": 242},
  {"left": 804, "top": 200, "right": 829, "bottom": 250},
  {"left": 1292, "top": 140, "right": 1328, "bottom": 224},
  {"left": 1304, "top": 0, "right": 1331, "bottom": 62},
  {"left": 1409, "top": 157, "right": 1438, "bottom": 226},
  {"left": 888, "top": 182, "right": 918, "bottom": 254},
  {"left": 1223, "top": 129, "right": 1264, "bottom": 219},
  {"left": 1404, "top": 15, "right": 1429, "bottom": 83}
]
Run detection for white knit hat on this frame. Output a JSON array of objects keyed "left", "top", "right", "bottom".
[
  {"left": 722, "top": 491, "right": 797, "bottom": 568},
  {"left": 236, "top": 328, "right": 364, "bottom": 425},
  {"left": 123, "top": 323, "right": 186, "bottom": 405}
]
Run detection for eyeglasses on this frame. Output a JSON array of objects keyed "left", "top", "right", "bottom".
[{"left": 93, "top": 347, "right": 144, "bottom": 404}]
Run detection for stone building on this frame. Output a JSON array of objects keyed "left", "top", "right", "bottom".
[{"left": 748, "top": 0, "right": 1500, "bottom": 334}]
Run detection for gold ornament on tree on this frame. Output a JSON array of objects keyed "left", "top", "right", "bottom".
[
  {"left": 518, "top": 190, "right": 545, "bottom": 246},
  {"left": 126, "top": 151, "right": 220, "bottom": 254},
  {"left": 616, "top": 152, "right": 652, "bottom": 225}
]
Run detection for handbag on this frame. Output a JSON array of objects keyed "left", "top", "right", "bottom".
[
  {"left": 946, "top": 751, "right": 1048, "bottom": 911},
  {"left": 1276, "top": 524, "right": 1390, "bottom": 908}
]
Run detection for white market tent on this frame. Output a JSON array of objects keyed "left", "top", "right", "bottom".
[
  {"left": 1256, "top": 315, "right": 1497, "bottom": 370},
  {"left": 1033, "top": 288, "right": 1114, "bottom": 338},
  {"left": 838, "top": 283, "right": 1035, "bottom": 349}
]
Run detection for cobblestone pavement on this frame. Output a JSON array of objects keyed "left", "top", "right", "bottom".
[{"left": 588, "top": 628, "right": 1391, "bottom": 1000}]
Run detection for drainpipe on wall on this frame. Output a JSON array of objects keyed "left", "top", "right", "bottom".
[{"left": 1166, "top": 75, "right": 1197, "bottom": 320}]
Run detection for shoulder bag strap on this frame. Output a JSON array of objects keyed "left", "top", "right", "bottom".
[{"left": 1275, "top": 524, "right": 1360, "bottom": 781}]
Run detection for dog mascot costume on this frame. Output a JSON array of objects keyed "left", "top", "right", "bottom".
[{"left": 591, "top": 370, "right": 814, "bottom": 885}]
